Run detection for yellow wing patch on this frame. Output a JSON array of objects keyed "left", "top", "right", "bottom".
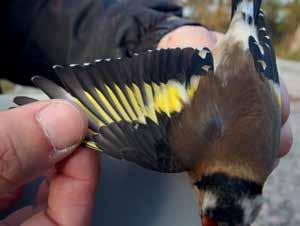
[
  {"left": 72, "top": 78, "right": 201, "bottom": 129},
  {"left": 84, "top": 91, "right": 114, "bottom": 124},
  {"left": 153, "top": 81, "right": 189, "bottom": 114},
  {"left": 73, "top": 98, "right": 105, "bottom": 128},
  {"left": 83, "top": 140, "right": 101, "bottom": 151},
  {"left": 143, "top": 83, "right": 158, "bottom": 123}
]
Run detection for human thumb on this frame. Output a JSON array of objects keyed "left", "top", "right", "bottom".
[{"left": 0, "top": 99, "right": 87, "bottom": 195}]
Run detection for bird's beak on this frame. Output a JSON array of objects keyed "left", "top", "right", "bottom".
[{"left": 201, "top": 215, "right": 217, "bottom": 226}]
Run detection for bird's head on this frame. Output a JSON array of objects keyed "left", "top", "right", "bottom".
[{"left": 194, "top": 173, "right": 263, "bottom": 226}]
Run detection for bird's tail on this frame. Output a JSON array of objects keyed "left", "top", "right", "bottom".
[{"left": 231, "top": 0, "right": 262, "bottom": 24}]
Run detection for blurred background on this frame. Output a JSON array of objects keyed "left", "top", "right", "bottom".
[
  {"left": 0, "top": 1, "right": 299, "bottom": 226},
  {"left": 184, "top": 0, "right": 300, "bottom": 61}
]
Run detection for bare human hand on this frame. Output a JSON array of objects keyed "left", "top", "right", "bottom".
[{"left": 0, "top": 100, "right": 99, "bottom": 226}]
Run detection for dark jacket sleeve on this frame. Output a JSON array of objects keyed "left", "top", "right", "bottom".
[{"left": 1, "top": 0, "right": 200, "bottom": 85}]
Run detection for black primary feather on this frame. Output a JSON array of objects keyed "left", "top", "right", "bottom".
[
  {"left": 254, "top": 0, "right": 262, "bottom": 24},
  {"left": 14, "top": 96, "right": 38, "bottom": 106},
  {"left": 249, "top": 10, "right": 279, "bottom": 85}
]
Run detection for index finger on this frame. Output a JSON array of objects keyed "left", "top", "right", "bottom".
[{"left": 22, "top": 148, "right": 100, "bottom": 226}]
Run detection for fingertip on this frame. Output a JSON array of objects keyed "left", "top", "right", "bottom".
[
  {"left": 278, "top": 120, "right": 293, "bottom": 158},
  {"left": 35, "top": 100, "right": 88, "bottom": 163}
]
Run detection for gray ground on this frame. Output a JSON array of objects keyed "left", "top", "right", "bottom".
[{"left": 0, "top": 59, "right": 299, "bottom": 226}]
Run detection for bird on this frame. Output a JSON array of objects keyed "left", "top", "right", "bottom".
[{"left": 14, "top": 0, "right": 281, "bottom": 225}]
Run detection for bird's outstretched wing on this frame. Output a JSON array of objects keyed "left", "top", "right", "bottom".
[
  {"left": 248, "top": 10, "right": 281, "bottom": 108},
  {"left": 15, "top": 47, "right": 214, "bottom": 173}
]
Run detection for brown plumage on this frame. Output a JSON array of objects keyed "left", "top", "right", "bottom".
[{"left": 170, "top": 44, "right": 280, "bottom": 183}]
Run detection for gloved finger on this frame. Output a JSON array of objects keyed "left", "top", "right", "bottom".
[{"left": 0, "top": 100, "right": 87, "bottom": 195}]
